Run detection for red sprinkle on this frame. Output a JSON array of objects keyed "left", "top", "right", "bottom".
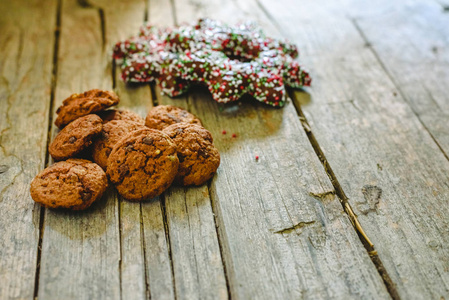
[
  {"left": 222, "top": 130, "right": 227, "bottom": 134},
  {"left": 255, "top": 155, "right": 259, "bottom": 160},
  {"left": 232, "top": 133, "right": 237, "bottom": 138}
]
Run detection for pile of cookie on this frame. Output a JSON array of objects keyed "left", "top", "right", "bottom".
[{"left": 30, "top": 89, "right": 220, "bottom": 210}]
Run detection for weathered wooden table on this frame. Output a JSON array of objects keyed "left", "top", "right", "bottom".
[{"left": 1, "top": 0, "right": 449, "bottom": 299}]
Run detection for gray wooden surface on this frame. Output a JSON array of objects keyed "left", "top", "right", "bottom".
[
  {"left": 0, "top": 0, "right": 448, "bottom": 299},
  {"left": 0, "top": 1, "right": 56, "bottom": 299}
]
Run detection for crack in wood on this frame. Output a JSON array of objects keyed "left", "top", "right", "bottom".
[
  {"left": 288, "top": 87, "right": 401, "bottom": 300},
  {"left": 274, "top": 220, "right": 316, "bottom": 235},
  {"left": 288, "top": 84, "right": 400, "bottom": 300},
  {"left": 309, "top": 190, "right": 336, "bottom": 201},
  {"left": 0, "top": 165, "right": 9, "bottom": 174}
]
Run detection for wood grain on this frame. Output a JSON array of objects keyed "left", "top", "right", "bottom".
[
  {"left": 257, "top": 0, "right": 449, "bottom": 298},
  {"left": 0, "top": 0, "right": 57, "bottom": 299},
  {"left": 37, "top": 0, "right": 121, "bottom": 299},
  {"left": 170, "top": 0, "right": 391, "bottom": 298}
]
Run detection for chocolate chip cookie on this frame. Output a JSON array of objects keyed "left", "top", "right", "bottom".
[
  {"left": 55, "top": 89, "right": 119, "bottom": 128},
  {"left": 92, "top": 120, "right": 146, "bottom": 170},
  {"left": 145, "top": 105, "right": 202, "bottom": 130},
  {"left": 97, "top": 109, "right": 145, "bottom": 125},
  {"left": 107, "top": 128, "right": 179, "bottom": 201},
  {"left": 49, "top": 114, "right": 103, "bottom": 161},
  {"left": 30, "top": 159, "right": 108, "bottom": 210},
  {"left": 163, "top": 123, "right": 220, "bottom": 186}
]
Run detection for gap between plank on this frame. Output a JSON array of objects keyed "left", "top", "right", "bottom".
[
  {"left": 98, "top": 8, "right": 106, "bottom": 51},
  {"left": 160, "top": 195, "right": 178, "bottom": 300},
  {"left": 150, "top": 83, "right": 159, "bottom": 106},
  {"left": 207, "top": 181, "right": 232, "bottom": 300},
  {"left": 144, "top": 0, "right": 149, "bottom": 22},
  {"left": 77, "top": 0, "right": 105, "bottom": 50},
  {"left": 33, "top": 0, "right": 62, "bottom": 297},
  {"left": 118, "top": 197, "right": 123, "bottom": 300},
  {"left": 288, "top": 88, "right": 401, "bottom": 300},
  {"left": 112, "top": 58, "right": 117, "bottom": 89},
  {"left": 169, "top": 0, "right": 178, "bottom": 26},
  {"left": 149, "top": 78, "right": 176, "bottom": 299},
  {"left": 139, "top": 203, "right": 151, "bottom": 299},
  {"left": 253, "top": 1, "right": 402, "bottom": 297},
  {"left": 352, "top": 19, "right": 449, "bottom": 163}
]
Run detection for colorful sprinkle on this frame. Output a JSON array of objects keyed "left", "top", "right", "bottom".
[{"left": 113, "top": 18, "right": 311, "bottom": 107}]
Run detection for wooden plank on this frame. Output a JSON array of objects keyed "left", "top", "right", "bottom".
[
  {"left": 170, "top": 0, "right": 391, "bottom": 299},
  {"left": 0, "top": 0, "right": 57, "bottom": 299},
  {"left": 165, "top": 186, "right": 228, "bottom": 300},
  {"left": 141, "top": 199, "right": 176, "bottom": 300},
  {"left": 96, "top": 0, "right": 153, "bottom": 299},
  {"left": 354, "top": 1, "right": 449, "bottom": 156},
  {"left": 257, "top": 0, "right": 449, "bottom": 298},
  {"left": 147, "top": 2, "right": 228, "bottom": 299},
  {"left": 37, "top": 0, "right": 121, "bottom": 298}
]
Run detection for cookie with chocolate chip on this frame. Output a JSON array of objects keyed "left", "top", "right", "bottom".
[
  {"left": 49, "top": 114, "right": 103, "bottom": 161},
  {"left": 97, "top": 109, "right": 145, "bottom": 125},
  {"left": 92, "top": 120, "right": 146, "bottom": 170},
  {"left": 30, "top": 159, "right": 108, "bottom": 210},
  {"left": 145, "top": 105, "right": 202, "bottom": 130},
  {"left": 106, "top": 128, "right": 179, "bottom": 201},
  {"left": 163, "top": 123, "right": 220, "bottom": 186},
  {"left": 55, "top": 89, "right": 119, "bottom": 128}
]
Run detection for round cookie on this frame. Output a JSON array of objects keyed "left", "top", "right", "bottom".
[
  {"left": 107, "top": 128, "right": 179, "bottom": 201},
  {"left": 55, "top": 89, "right": 119, "bottom": 128},
  {"left": 145, "top": 105, "right": 202, "bottom": 130},
  {"left": 49, "top": 114, "right": 103, "bottom": 161},
  {"left": 30, "top": 159, "right": 108, "bottom": 210},
  {"left": 92, "top": 120, "right": 146, "bottom": 170},
  {"left": 97, "top": 109, "right": 145, "bottom": 125},
  {"left": 163, "top": 123, "right": 220, "bottom": 186}
]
